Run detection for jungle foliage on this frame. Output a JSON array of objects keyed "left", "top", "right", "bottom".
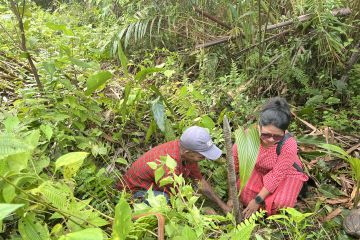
[{"left": 0, "top": 0, "right": 359, "bottom": 239}]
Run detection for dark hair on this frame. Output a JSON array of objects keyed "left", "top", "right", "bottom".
[{"left": 259, "top": 97, "right": 291, "bottom": 130}]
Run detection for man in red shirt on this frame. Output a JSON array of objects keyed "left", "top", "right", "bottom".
[{"left": 117, "top": 126, "right": 231, "bottom": 213}]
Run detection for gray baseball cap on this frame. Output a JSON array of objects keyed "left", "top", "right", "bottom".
[{"left": 180, "top": 126, "right": 222, "bottom": 160}]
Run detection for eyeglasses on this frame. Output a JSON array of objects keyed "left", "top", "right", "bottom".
[{"left": 260, "top": 133, "right": 284, "bottom": 142}]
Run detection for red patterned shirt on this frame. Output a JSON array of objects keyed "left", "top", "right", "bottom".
[
  {"left": 233, "top": 137, "right": 308, "bottom": 193},
  {"left": 117, "top": 140, "right": 203, "bottom": 192}
]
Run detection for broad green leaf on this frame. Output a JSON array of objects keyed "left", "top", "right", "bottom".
[
  {"left": 112, "top": 195, "right": 132, "bottom": 240},
  {"left": 147, "top": 162, "right": 158, "bottom": 170},
  {"left": 159, "top": 176, "right": 173, "bottom": 187},
  {"left": 151, "top": 97, "right": 166, "bottom": 132},
  {"left": 0, "top": 134, "right": 33, "bottom": 159},
  {"left": 40, "top": 124, "right": 53, "bottom": 141},
  {"left": 181, "top": 225, "right": 197, "bottom": 240},
  {"left": 18, "top": 213, "right": 50, "bottom": 240},
  {"left": 235, "top": 125, "right": 260, "bottom": 193},
  {"left": 24, "top": 130, "right": 40, "bottom": 148},
  {"left": 85, "top": 71, "right": 112, "bottom": 96},
  {"left": 2, "top": 184, "right": 16, "bottom": 203},
  {"left": 55, "top": 152, "right": 88, "bottom": 178},
  {"left": 117, "top": 41, "right": 128, "bottom": 76},
  {"left": 155, "top": 166, "right": 165, "bottom": 183},
  {"left": 0, "top": 203, "right": 23, "bottom": 221},
  {"left": 55, "top": 152, "right": 88, "bottom": 170},
  {"left": 134, "top": 67, "right": 164, "bottom": 82},
  {"left": 200, "top": 115, "right": 215, "bottom": 130},
  {"left": 3, "top": 116, "right": 20, "bottom": 132},
  {"left": 46, "top": 22, "right": 73, "bottom": 35},
  {"left": 70, "top": 57, "right": 94, "bottom": 69},
  {"left": 59, "top": 228, "right": 103, "bottom": 240},
  {"left": 164, "top": 155, "right": 177, "bottom": 171},
  {"left": 319, "top": 184, "right": 347, "bottom": 198}
]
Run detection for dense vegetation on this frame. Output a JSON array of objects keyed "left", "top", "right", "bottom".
[{"left": 0, "top": 0, "right": 359, "bottom": 239}]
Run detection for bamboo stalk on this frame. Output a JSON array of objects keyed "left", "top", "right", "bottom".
[{"left": 223, "top": 115, "right": 243, "bottom": 224}]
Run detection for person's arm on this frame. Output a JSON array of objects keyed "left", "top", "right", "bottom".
[{"left": 199, "top": 178, "right": 231, "bottom": 214}]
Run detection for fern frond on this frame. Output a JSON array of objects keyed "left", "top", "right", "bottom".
[{"left": 0, "top": 134, "right": 33, "bottom": 159}]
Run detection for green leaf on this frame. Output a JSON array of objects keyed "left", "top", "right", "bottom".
[
  {"left": 151, "top": 97, "right": 166, "bottom": 132},
  {"left": 18, "top": 213, "right": 50, "bottom": 240},
  {"left": 235, "top": 125, "right": 260, "bottom": 193},
  {"left": 55, "top": 152, "right": 89, "bottom": 178},
  {"left": 319, "top": 184, "right": 347, "bottom": 198},
  {"left": 70, "top": 57, "right": 94, "bottom": 69},
  {"left": 2, "top": 184, "right": 16, "bottom": 203},
  {"left": 115, "top": 158, "right": 128, "bottom": 165},
  {"left": 117, "top": 41, "right": 128, "bottom": 76},
  {"left": 159, "top": 176, "right": 173, "bottom": 187},
  {"left": 134, "top": 67, "right": 164, "bottom": 82},
  {"left": 318, "top": 143, "right": 349, "bottom": 159},
  {"left": 0, "top": 203, "right": 23, "bottom": 221},
  {"left": 40, "top": 124, "right": 53, "bottom": 141},
  {"left": 59, "top": 228, "right": 103, "bottom": 240},
  {"left": 348, "top": 157, "right": 360, "bottom": 183},
  {"left": 46, "top": 22, "right": 73, "bottom": 35},
  {"left": 3, "top": 116, "right": 20, "bottom": 132},
  {"left": 155, "top": 166, "right": 165, "bottom": 183},
  {"left": 181, "top": 225, "right": 197, "bottom": 240},
  {"left": 0, "top": 134, "right": 33, "bottom": 159},
  {"left": 147, "top": 162, "right": 158, "bottom": 170},
  {"left": 200, "top": 115, "right": 215, "bottom": 130},
  {"left": 112, "top": 195, "right": 132, "bottom": 240},
  {"left": 165, "top": 155, "right": 177, "bottom": 171},
  {"left": 85, "top": 71, "right": 112, "bottom": 96}
]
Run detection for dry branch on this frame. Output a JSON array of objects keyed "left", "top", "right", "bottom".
[
  {"left": 195, "top": 7, "right": 352, "bottom": 49},
  {"left": 193, "top": 5, "right": 232, "bottom": 30}
]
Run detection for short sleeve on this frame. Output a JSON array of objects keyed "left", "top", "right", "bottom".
[{"left": 263, "top": 138, "right": 299, "bottom": 193}]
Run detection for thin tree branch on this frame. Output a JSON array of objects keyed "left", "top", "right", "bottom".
[
  {"left": 9, "top": 0, "right": 44, "bottom": 92},
  {"left": 193, "top": 5, "right": 232, "bottom": 30}
]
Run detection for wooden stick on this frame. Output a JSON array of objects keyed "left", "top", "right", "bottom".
[
  {"left": 195, "top": 7, "right": 352, "bottom": 49},
  {"left": 223, "top": 115, "right": 243, "bottom": 224},
  {"left": 193, "top": 5, "right": 232, "bottom": 30},
  {"left": 132, "top": 212, "right": 165, "bottom": 240}
]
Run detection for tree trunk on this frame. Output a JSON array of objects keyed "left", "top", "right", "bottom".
[{"left": 223, "top": 115, "right": 243, "bottom": 224}]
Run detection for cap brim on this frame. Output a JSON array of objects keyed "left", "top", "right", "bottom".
[{"left": 199, "top": 144, "right": 222, "bottom": 160}]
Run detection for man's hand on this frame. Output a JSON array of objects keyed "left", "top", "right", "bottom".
[
  {"left": 242, "top": 199, "right": 260, "bottom": 219},
  {"left": 221, "top": 203, "right": 232, "bottom": 214},
  {"left": 226, "top": 199, "right": 233, "bottom": 208}
]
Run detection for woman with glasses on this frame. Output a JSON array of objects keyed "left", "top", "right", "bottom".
[{"left": 229, "top": 97, "right": 308, "bottom": 218}]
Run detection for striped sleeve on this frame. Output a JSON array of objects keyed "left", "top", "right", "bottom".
[{"left": 263, "top": 138, "right": 299, "bottom": 193}]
